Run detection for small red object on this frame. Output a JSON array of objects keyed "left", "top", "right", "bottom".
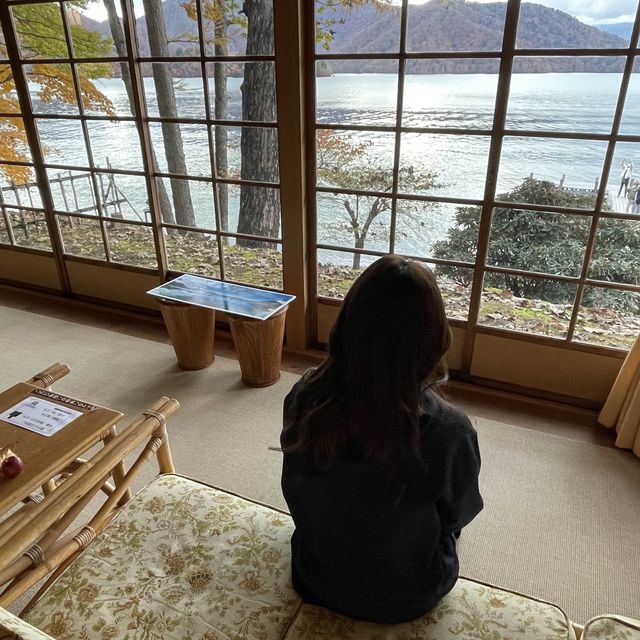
[{"left": 1, "top": 450, "right": 23, "bottom": 478}]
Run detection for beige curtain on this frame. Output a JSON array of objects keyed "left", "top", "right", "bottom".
[{"left": 598, "top": 334, "right": 640, "bottom": 457}]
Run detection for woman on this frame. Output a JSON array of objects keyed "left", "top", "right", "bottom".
[{"left": 280, "top": 255, "right": 483, "bottom": 624}]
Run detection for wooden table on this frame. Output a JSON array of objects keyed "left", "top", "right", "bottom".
[{"left": 0, "top": 382, "right": 123, "bottom": 514}]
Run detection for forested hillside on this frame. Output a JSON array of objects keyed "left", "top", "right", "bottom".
[{"left": 81, "top": 0, "right": 629, "bottom": 76}]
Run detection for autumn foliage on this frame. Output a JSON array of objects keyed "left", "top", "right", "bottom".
[{"left": 1, "top": 2, "right": 114, "bottom": 186}]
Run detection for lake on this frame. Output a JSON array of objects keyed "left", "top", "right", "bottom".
[{"left": 7, "top": 72, "right": 640, "bottom": 262}]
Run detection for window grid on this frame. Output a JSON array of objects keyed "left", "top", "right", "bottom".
[
  {"left": 311, "top": 0, "right": 640, "bottom": 356},
  {"left": 1, "top": 0, "right": 284, "bottom": 287}
]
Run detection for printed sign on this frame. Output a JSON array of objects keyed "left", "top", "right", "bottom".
[{"left": 0, "top": 397, "right": 82, "bottom": 437}]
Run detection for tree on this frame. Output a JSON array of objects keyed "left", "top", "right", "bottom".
[
  {"left": 235, "top": 0, "right": 279, "bottom": 248},
  {"left": 180, "top": 0, "right": 247, "bottom": 234},
  {"left": 433, "top": 177, "right": 640, "bottom": 311},
  {"left": 317, "top": 130, "right": 438, "bottom": 268},
  {"left": 234, "top": 0, "right": 395, "bottom": 248},
  {"left": 142, "top": 0, "right": 196, "bottom": 228},
  {"left": 1, "top": 2, "right": 114, "bottom": 185},
  {"left": 102, "top": 0, "right": 174, "bottom": 225}
]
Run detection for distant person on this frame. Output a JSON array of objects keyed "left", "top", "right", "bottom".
[
  {"left": 626, "top": 181, "right": 639, "bottom": 213},
  {"left": 280, "top": 254, "right": 483, "bottom": 624},
  {"left": 618, "top": 158, "right": 634, "bottom": 196}
]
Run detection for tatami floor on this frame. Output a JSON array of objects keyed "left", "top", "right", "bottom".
[{"left": 0, "top": 284, "right": 617, "bottom": 449}]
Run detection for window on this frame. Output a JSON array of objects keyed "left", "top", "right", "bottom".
[{"left": 312, "top": 0, "right": 640, "bottom": 351}]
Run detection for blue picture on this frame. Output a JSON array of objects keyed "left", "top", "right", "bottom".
[{"left": 147, "top": 274, "right": 295, "bottom": 320}]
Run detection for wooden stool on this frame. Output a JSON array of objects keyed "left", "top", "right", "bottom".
[
  {"left": 227, "top": 308, "right": 287, "bottom": 387},
  {"left": 158, "top": 300, "right": 216, "bottom": 370}
]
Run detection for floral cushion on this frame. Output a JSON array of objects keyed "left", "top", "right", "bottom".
[
  {"left": 581, "top": 615, "right": 640, "bottom": 640},
  {"left": 21, "top": 473, "right": 579, "bottom": 640},
  {"left": 0, "top": 607, "right": 55, "bottom": 640},
  {"left": 283, "top": 580, "right": 576, "bottom": 640},
  {"left": 25, "top": 474, "right": 301, "bottom": 640}
]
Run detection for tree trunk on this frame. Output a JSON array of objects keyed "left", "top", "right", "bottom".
[
  {"left": 103, "top": 0, "right": 175, "bottom": 225},
  {"left": 236, "top": 0, "right": 279, "bottom": 248},
  {"left": 353, "top": 235, "right": 364, "bottom": 270},
  {"left": 142, "top": 0, "right": 196, "bottom": 228},
  {"left": 214, "top": 13, "right": 229, "bottom": 235}
]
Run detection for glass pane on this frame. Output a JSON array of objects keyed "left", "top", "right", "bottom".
[
  {"left": 135, "top": 5, "right": 194, "bottom": 57},
  {"left": 589, "top": 218, "right": 640, "bottom": 285},
  {"left": 407, "top": 1, "right": 506, "bottom": 53},
  {"left": 79, "top": 64, "right": 133, "bottom": 117},
  {"left": 316, "top": 129, "right": 395, "bottom": 192},
  {"left": 228, "top": 184, "right": 281, "bottom": 241},
  {"left": 200, "top": 2, "right": 243, "bottom": 56},
  {"left": 315, "top": 2, "right": 400, "bottom": 54},
  {"left": 479, "top": 277, "right": 577, "bottom": 338},
  {"left": 316, "top": 249, "right": 379, "bottom": 298},
  {"left": 1, "top": 166, "right": 41, "bottom": 208},
  {"left": 433, "top": 264, "right": 473, "bottom": 322},
  {"left": 46, "top": 168, "right": 96, "bottom": 214},
  {"left": 37, "top": 118, "right": 89, "bottom": 166},
  {"left": 317, "top": 191, "right": 391, "bottom": 253},
  {"left": 403, "top": 60, "right": 499, "bottom": 129},
  {"left": 149, "top": 122, "right": 210, "bottom": 177},
  {"left": 488, "top": 208, "right": 590, "bottom": 277},
  {"left": 65, "top": 0, "right": 124, "bottom": 58},
  {"left": 620, "top": 59, "right": 640, "bottom": 135},
  {"left": 223, "top": 242, "right": 283, "bottom": 290},
  {"left": 574, "top": 288, "right": 640, "bottom": 349},
  {"left": 0, "top": 64, "right": 19, "bottom": 112},
  {"left": 606, "top": 142, "right": 640, "bottom": 215},
  {"left": 497, "top": 138, "right": 607, "bottom": 209},
  {"left": 9, "top": 208, "right": 51, "bottom": 251},
  {"left": 396, "top": 201, "right": 479, "bottom": 263},
  {"left": 0, "top": 211, "right": 11, "bottom": 244},
  {"left": 58, "top": 214, "right": 105, "bottom": 259},
  {"left": 155, "top": 177, "right": 216, "bottom": 230},
  {"left": 206, "top": 62, "right": 277, "bottom": 121},
  {"left": 507, "top": 58, "right": 624, "bottom": 133},
  {"left": 164, "top": 228, "right": 221, "bottom": 278},
  {"left": 1, "top": 117, "right": 33, "bottom": 165},
  {"left": 107, "top": 221, "right": 157, "bottom": 268},
  {"left": 28, "top": 63, "right": 79, "bottom": 115},
  {"left": 12, "top": 4, "right": 69, "bottom": 60},
  {"left": 516, "top": 1, "right": 638, "bottom": 49},
  {"left": 86, "top": 120, "right": 142, "bottom": 171},
  {"left": 399, "top": 134, "right": 490, "bottom": 199},
  {"left": 99, "top": 173, "right": 150, "bottom": 222},
  {"left": 216, "top": 126, "right": 279, "bottom": 183},
  {"left": 142, "top": 67, "right": 206, "bottom": 119},
  {"left": 316, "top": 61, "right": 398, "bottom": 127}
]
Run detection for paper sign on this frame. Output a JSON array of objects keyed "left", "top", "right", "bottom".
[{"left": 0, "top": 397, "right": 82, "bottom": 437}]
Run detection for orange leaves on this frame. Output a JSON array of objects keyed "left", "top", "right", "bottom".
[{"left": 0, "top": 117, "right": 32, "bottom": 186}]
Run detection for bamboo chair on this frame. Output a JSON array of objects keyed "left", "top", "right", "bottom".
[{"left": 0, "top": 370, "right": 179, "bottom": 610}]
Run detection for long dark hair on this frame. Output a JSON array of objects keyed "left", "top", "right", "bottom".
[{"left": 284, "top": 254, "right": 451, "bottom": 476}]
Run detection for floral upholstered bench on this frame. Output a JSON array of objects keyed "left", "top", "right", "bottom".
[{"left": 1, "top": 474, "right": 638, "bottom": 640}]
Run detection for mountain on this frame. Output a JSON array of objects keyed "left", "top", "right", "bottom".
[
  {"left": 593, "top": 22, "right": 634, "bottom": 42},
  {"left": 81, "top": 0, "right": 629, "bottom": 76}
]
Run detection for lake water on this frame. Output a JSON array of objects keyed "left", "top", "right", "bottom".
[{"left": 7, "top": 72, "right": 640, "bottom": 262}]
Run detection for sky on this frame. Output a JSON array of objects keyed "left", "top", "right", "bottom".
[{"left": 81, "top": 0, "right": 638, "bottom": 26}]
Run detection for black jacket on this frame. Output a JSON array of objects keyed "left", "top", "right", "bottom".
[{"left": 280, "top": 379, "right": 483, "bottom": 623}]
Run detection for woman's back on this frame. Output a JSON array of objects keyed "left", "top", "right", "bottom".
[
  {"left": 281, "top": 382, "right": 482, "bottom": 623},
  {"left": 280, "top": 255, "right": 483, "bottom": 623}
]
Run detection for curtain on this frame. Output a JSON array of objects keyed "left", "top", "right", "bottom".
[{"left": 598, "top": 334, "right": 640, "bottom": 457}]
